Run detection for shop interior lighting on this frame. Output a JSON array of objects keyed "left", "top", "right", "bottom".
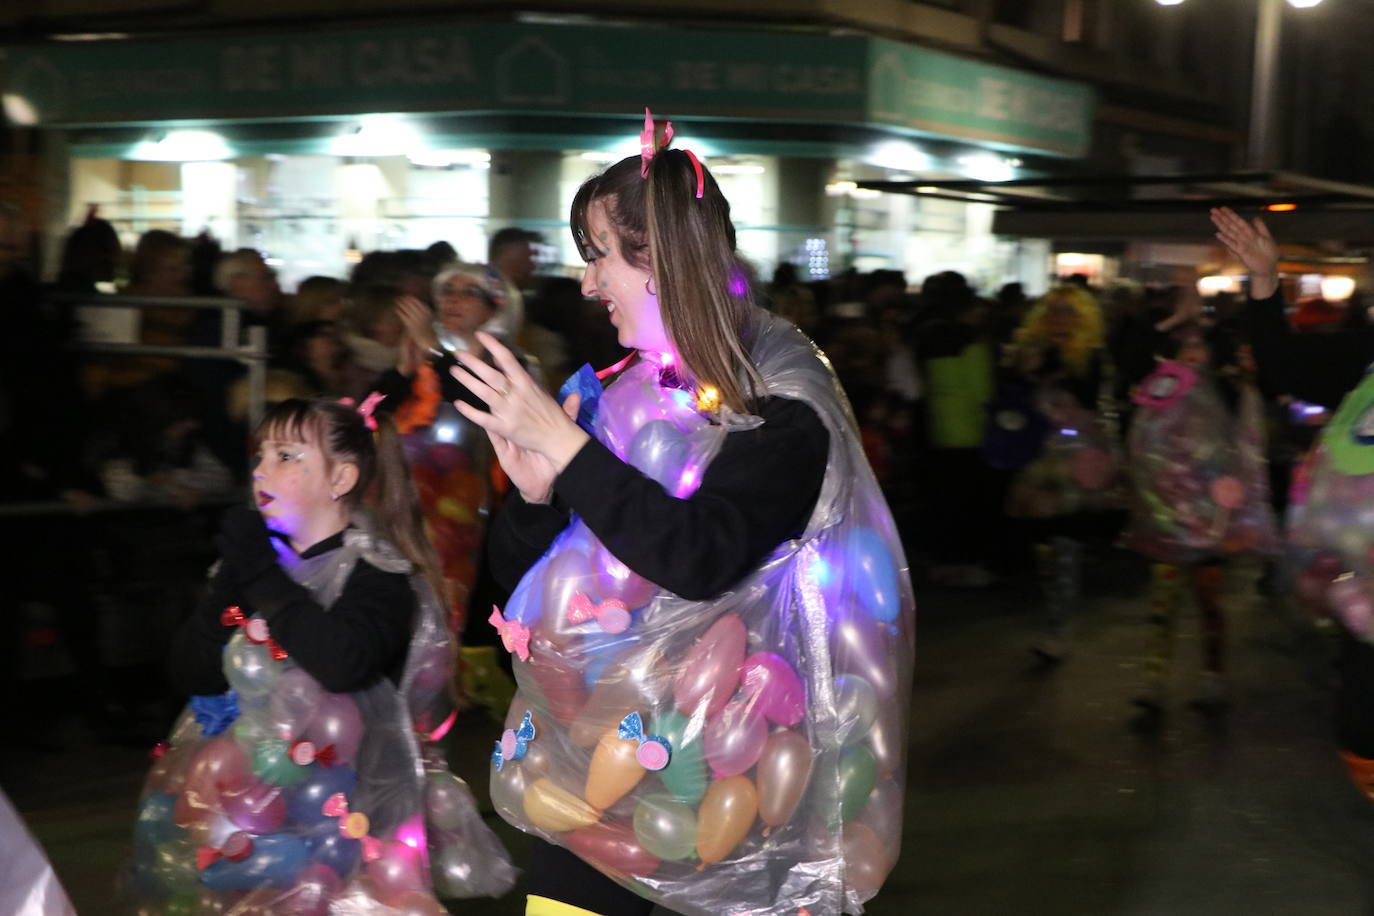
[
  {"left": 331, "top": 115, "right": 422, "bottom": 158},
  {"left": 866, "top": 141, "right": 932, "bottom": 173},
  {"left": 131, "top": 130, "right": 233, "bottom": 161},
  {"left": 1322, "top": 276, "right": 1356, "bottom": 301},
  {"left": 408, "top": 149, "right": 490, "bottom": 169},
  {"left": 1266, "top": 202, "right": 1298, "bottom": 212},
  {"left": 957, "top": 153, "right": 1019, "bottom": 183},
  {"left": 1197, "top": 275, "right": 1241, "bottom": 296},
  {"left": 711, "top": 164, "right": 766, "bottom": 175}
]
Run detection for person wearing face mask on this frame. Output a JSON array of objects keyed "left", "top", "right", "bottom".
[{"left": 447, "top": 113, "right": 915, "bottom": 916}]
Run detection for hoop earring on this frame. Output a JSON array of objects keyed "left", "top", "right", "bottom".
[{"left": 645, "top": 276, "right": 657, "bottom": 297}]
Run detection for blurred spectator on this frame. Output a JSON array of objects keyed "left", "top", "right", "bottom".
[
  {"left": 991, "top": 281, "right": 1030, "bottom": 344},
  {"left": 768, "top": 262, "right": 819, "bottom": 337},
  {"left": 291, "top": 275, "right": 346, "bottom": 324},
  {"left": 276, "top": 319, "right": 353, "bottom": 398},
  {"left": 426, "top": 239, "right": 458, "bottom": 265},
  {"left": 485, "top": 227, "right": 539, "bottom": 342},
  {"left": 54, "top": 208, "right": 121, "bottom": 294},
  {"left": 188, "top": 231, "right": 223, "bottom": 296},
  {"left": 344, "top": 283, "right": 405, "bottom": 392},
  {"left": 126, "top": 230, "right": 192, "bottom": 299}
]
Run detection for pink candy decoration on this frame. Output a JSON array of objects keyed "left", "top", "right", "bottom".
[{"left": 1211, "top": 475, "right": 1245, "bottom": 510}]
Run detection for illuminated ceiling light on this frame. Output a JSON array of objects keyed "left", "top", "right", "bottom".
[
  {"left": 712, "top": 164, "right": 766, "bottom": 175},
  {"left": 408, "top": 149, "right": 490, "bottom": 168},
  {"left": 131, "top": 129, "right": 233, "bottom": 161},
  {"left": 866, "top": 140, "right": 932, "bottom": 173},
  {"left": 1197, "top": 275, "right": 1240, "bottom": 295},
  {"left": 825, "top": 180, "right": 859, "bottom": 197},
  {"left": 1154, "top": 0, "right": 1185, "bottom": 5},
  {"left": 1266, "top": 202, "right": 1298, "bottom": 211},
  {"left": 331, "top": 115, "right": 422, "bottom": 158},
  {"left": 1287, "top": 0, "right": 1322, "bottom": 8},
  {"left": 957, "top": 153, "right": 1017, "bottom": 182},
  {"left": 1322, "top": 276, "right": 1355, "bottom": 301},
  {"left": 3, "top": 94, "right": 38, "bottom": 126}
]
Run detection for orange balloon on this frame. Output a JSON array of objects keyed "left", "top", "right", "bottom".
[
  {"left": 585, "top": 733, "right": 647, "bottom": 810},
  {"left": 695, "top": 775, "right": 758, "bottom": 865},
  {"left": 843, "top": 822, "right": 893, "bottom": 895},
  {"left": 523, "top": 778, "right": 600, "bottom": 833}
]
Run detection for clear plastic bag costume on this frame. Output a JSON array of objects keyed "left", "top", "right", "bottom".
[
  {"left": 1287, "top": 368, "right": 1374, "bottom": 641},
  {"left": 1005, "top": 383, "right": 1125, "bottom": 519},
  {"left": 124, "top": 520, "right": 516, "bottom": 914},
  {"left": 488, "top": 314, "right": 916, "bottom": 915},
  {"left": 1123, "top": 362, "right": 1279, "bottom": 564}
]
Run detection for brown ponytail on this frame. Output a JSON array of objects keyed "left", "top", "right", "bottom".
[{"left": 367, "top": 416, "right": 450, "bottom": 622}]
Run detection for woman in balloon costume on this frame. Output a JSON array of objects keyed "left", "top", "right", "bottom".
[
  {"left": 453, "top": 111, "right": 916, "bottom": 916},
  {"left": 1120, "top": 290, "right": 1279, "bottom": 711},
  {"left": 124, "top": 397, "right": 514, "bottom": 914},
  {"left": 1001, "top": 285, "right": 1124, "bottom": 662}
]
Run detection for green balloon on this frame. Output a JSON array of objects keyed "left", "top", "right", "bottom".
[
  {"left": 839, "top": 745, "right": 878, "bottom": 822},
  {"left": 252, "top": 738, "right": 308, "bottom": 787},
  {"left": 165, "top": 889, "right": 199, "bottom": 916},
  {"left": 633, "top": 793, "right": 698, "bottom": 861},
  {"left": 651, "top": 710, "right": 707, "bottom": 805}
]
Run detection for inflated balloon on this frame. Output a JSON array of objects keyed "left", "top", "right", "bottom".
[
  {"left": 756, "top": 730, "right": 813, "bottom": 831},
  {"left": 176, "top": 736, "right": 252, "bottom": 826},
  {"left": 632, "top": 794, "right": 698, "bottom": 861},
  {"left": 269, "top": 668, "right": 325, "bottom": 740},
  {"left": 222, "top": 779, "right": 287, "bottom": 834},
  {"left": 185, "top": 812, "right": 239, "bottom": 850},
  {"left": 592, "top": 542, "right": 658, "bottom": 610},
  {"left": 674, "top": 614, "right": 746, "bottom": 718},
  {"left": 832, "top": 605, "right": 899, "bottom": 699},
  {"left": 857, "top": 778, "right": 904, "bottom": 861},
  {"left": 523, "top": 778, "right": 600, "bottom": 833},
  {"left": 695, "top": 775, "right": 758, "bottom": 866},
  {"left": 225, "top": 635, "right": 280, "bottom": 700},
  {"left": 303, "top": 693, "right": 364, "bottom": 765},
  {"left": 231, "top": 709, "right": 276, "bottom": 753},
  {"left": 305, "top": 828, "right": 360, "bottom": 875},
  {"left": 573, "top": 675, "right": 648, "bottom": 748},
  {"left": 651, "top": 709, "right": 707, "bottom": 805},
  {"left": 391, "top": 890, "right": 449, "bottom": 916},
  {"left": 252, "top": 739, "right": 309, "bottom": 787},
  {"left": 834, "top": 675, "right": 879, "bottom": 746},
  {"left": 566, "top": 821, "right": 662, "bottom": 877},
  {"left": 845, "top": 528, "right": 901, "bottom": 623},
  {"left": 839, "top": 745, "right": 878, "bottom": 822},
  {"left": 528, "top": 634, "right": 587, "bottom": 724},
  {"left": 283, "top": 862, "right": 342, "bottom": 916},
  {"left": 365, "top": 840, "right": 425, "bottom": 906},
  {"left": 865, "top": 703, "right": 905, "bottom": 778},
  {"left": 540, "top": 548, "right": 599, "bottom": 648},
  {"left": 627, "top": 419, "right": 693, "bottom": 490},
  {"left": 426, "top": 770, "right": 475, "bottom": 833},
  {"left": 286, "top": 764, "right": 357, "bottom": 827},
  {"left": 201, "top": 833, "right": 310, "bottom": 891},
  {"left": 586, "top": 732, "right": 648, "bottom": 810},
  {"left": 704, "top": 700, "right": 768, "bottom": 779},
  {"left": 431, "top": 842, "right": 481, "bottom": 897},
  {"left": 740, "top": 653, "right": 805, "bottom": 727},
  {"left": 147, "top": 742, "right": 193, "bottom": 793},
  {"left": 133, "top": 792, "right": 182, "bottom": 848},
  {"left": 842, "top": 822, "right": 891, "bottom": 895}
]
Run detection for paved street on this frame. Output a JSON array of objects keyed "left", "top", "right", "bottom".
[{"left": 7, "top": 549, "right": 1374, "bottom": 915}]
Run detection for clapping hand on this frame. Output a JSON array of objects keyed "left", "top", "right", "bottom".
[{"left": 1210, "top": 207, "right": 1279, "bottom": 299}]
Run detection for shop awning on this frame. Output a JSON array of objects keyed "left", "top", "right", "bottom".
[{"left": 855, "top": 171, "right": 1374, "bottom": 245}]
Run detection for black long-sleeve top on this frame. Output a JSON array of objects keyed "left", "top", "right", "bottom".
[
  {"left": 1244, "top": 289, "right": 1374, "bottom": 408},
  {"left": 373, "top": 350, "right": 496, "bottom": 415},
  {"left": 489, "top": 395, "right": 831, "bottom": 601},
  {"left": 169, "top": 530, "right": 416, "bottom": 696}
]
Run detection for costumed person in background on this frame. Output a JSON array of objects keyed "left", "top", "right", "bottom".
[
  {"left": 124, "top": 398, "right": 514, "bottom": 914},
  {"left": 455, "top": 111, "right": 915, "bottom": 916},
  {"left": 374, "top": 264, "right": 519, "bottom": 716},
  {"left": 1120, "top": 284, "right": 1279, "bottom": 713},
  {"left": 1001, "top": 285, "right": 1124, "bottom": 663},
  {"left": 1214, "top": 207, "right": 1374, "bottom": 809}
]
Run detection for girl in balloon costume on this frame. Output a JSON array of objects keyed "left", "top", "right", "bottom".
[
  {"left": 1002, "top": 286, "right": 1124, "bottom": 662},
  {"left": 375, "top": 265, "right": 518, "bottom": 714},
  {"left": 124, "top": 398, "right": 514, "bottom": 914},
  {"left": 1121, "top": 299, "right": 1279, "bottom": 711},
  {"left": 455, "top": 112, "right": 916, "bottom": 916}
]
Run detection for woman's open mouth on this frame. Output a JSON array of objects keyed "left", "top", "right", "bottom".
[{"left": 257, "top": 492, "right": 275, "bottom": 508}]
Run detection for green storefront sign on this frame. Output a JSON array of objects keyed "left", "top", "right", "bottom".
[{"left": 3, "top": 22, "right": 1092, "bottom": 157}]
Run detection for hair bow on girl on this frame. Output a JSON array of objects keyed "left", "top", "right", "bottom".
[
  {"left": 337, "top": 391, "right": 387, "bottom": 431},
  {"left": 617, "top": 712, "right": 672, "bottom": 771},
  {"left": 321, "top": 793, "right": 383, "bottom": 861},
  {"left": 489, "top": 606, "right": 531, "bottom": 662},
  {"left": 492, "top": 710, "right": 536, "bottom": 771},
  {"left": 640, "top": 107, "right": 675, "bottom": 177}
]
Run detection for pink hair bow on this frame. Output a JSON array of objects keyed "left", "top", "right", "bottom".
[
  {"left": 640, "top": 107, "right": 675, "bottom": 178},
  {"left": 489, "top": 605, "right": 531, "bottom": 662},
  {"left": 338, "top": 391, "right": 387, "bottom": 431}
]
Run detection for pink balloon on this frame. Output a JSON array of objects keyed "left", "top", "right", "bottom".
[
  {"left": 269, "top": 668, "right": 326, "bottom": 740},
  {"left": 565, "top": 821, "right": 661, "bottom": 877},
  {"left": 674, "top": 614, "right": 746, "bottom": 718},
  {"left": 305, "top": 693, "right": 364, "bottom": 765},
  {"left": 740, "top": 652, "right": 806, "bottom": 726},
  {"left": 221, "top": 779, "right": 286, "bottom": 834},
  {"left": 831, "top": 605, "right": 900, "bottom": 699},
  {"left": 528, "top": 632, "right": 587, "bottom": 724},
  {"left": 280, "top": 863, "right": 341, "bottom": 916},
  {"left": 391, "top": 891, "right": 448, "bottom": 916},
  {"left": 857, "top": 779, "right": 904, "bottom": 863},
  {"left": 704, "top": 699, "right": 769, "bottom": 779},
  {"left": 366, "top": 840, "right": 425, "bottom": 906},
  {"left": 592, "top": 540, "right": 658, "bottom": 610},
  {"left": 175, "top": 736, "right": 251, "bottom": 826},
  {"left": 842, "top": 822, "right": 893, "bottom": 895}
]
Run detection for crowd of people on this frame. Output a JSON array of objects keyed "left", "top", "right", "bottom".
[{"left": 5, "top": 118, "right": 1374, "bottom": 913}]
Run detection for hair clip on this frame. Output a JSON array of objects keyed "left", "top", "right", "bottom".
[
  {"left": 684, "top": 149, "right": 705, "bottom": 199},
  {"left": 338, "top": 392, "right": 387, "bottom": 431},
  {"left": 640, "top": 107, "right": 675, "bottom": 178}
]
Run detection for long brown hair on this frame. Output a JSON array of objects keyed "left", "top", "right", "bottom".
[
  {"left": 571, "top": 149, "right": 764, "bottom": 414},
  {"left": 253, "top": 399, "right": 448, "bottom": 616}
]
